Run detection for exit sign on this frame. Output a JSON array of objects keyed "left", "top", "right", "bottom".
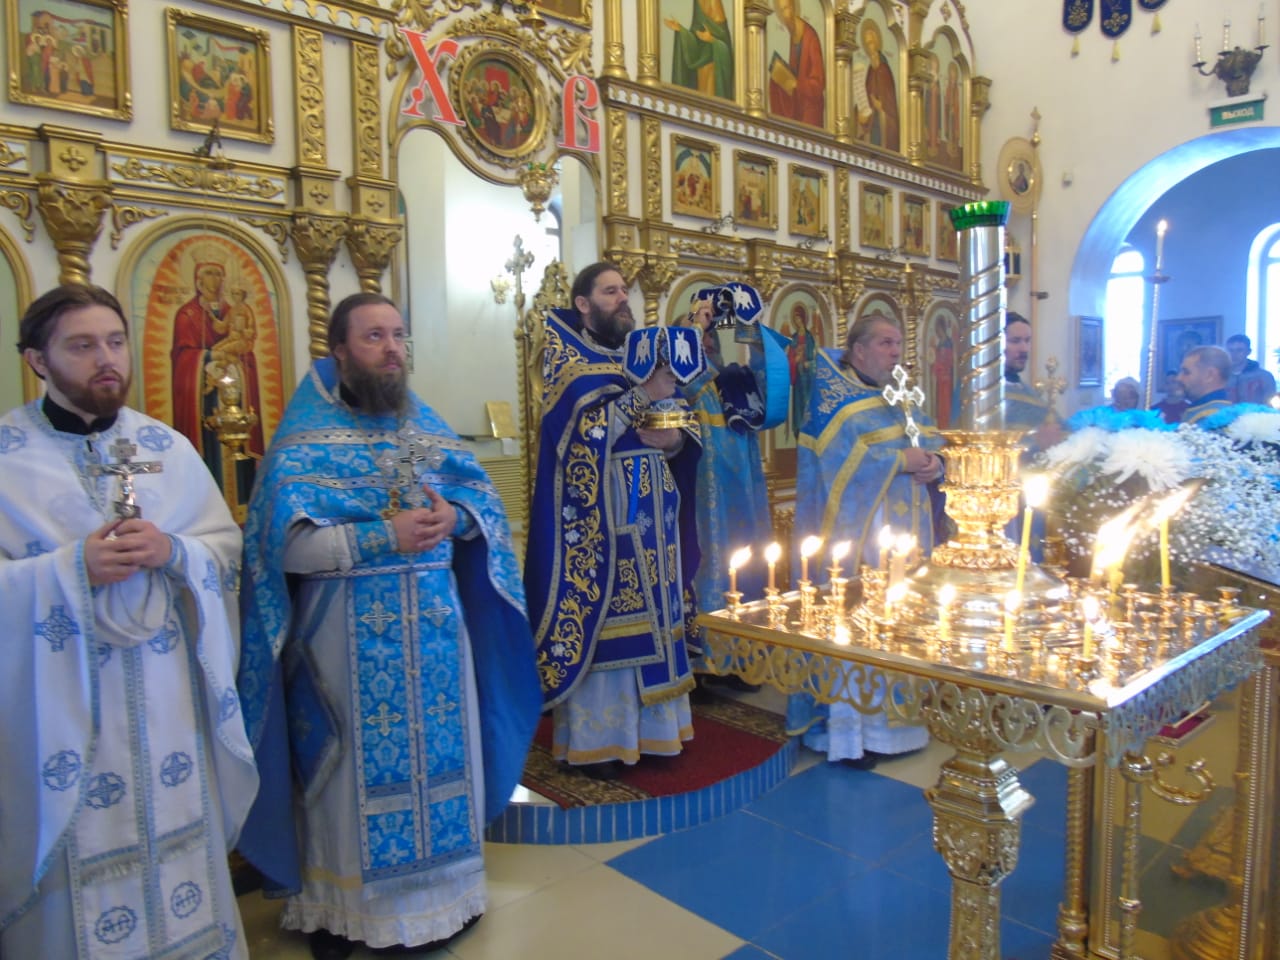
[{"left": 1209, "top": 96, "right": 1266, "bottom": 127}]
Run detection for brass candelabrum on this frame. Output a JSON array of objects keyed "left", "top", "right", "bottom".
[
  {"left": 517, "top": 161, "right": 558, "bottom": 222},
  {"left": 1194, "top": 44, "right": 1269, "bottom": 97}
]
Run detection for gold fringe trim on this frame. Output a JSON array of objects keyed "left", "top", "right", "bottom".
[
  {"left": 1111, "top": 39, "right": 1121, "bottom": 62},
  {"left": 1071, "top": 35, "right": 1080, "bottom": 56}
]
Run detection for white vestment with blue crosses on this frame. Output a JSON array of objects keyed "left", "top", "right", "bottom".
[{"left": 0, "top": 402, "right": 256, "bottom": 960}]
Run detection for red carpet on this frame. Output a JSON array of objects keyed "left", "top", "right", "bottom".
[{"left": 520, "top": 695, "right": 790, "bottom": 809}]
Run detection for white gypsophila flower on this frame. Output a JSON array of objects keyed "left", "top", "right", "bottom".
[
  {"left": 1224, "top": 411, "right": 1280, "bottom": 445},
  {"left": 1096, "top": 429, "right": 1191, "bottom": 491},
  {"left": 1041, "top": 426, "right": 1111, "bottom": 472}
]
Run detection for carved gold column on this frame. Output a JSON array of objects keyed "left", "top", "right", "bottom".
[
  {"left": 1116, "top": 752, "right": 1154, "bottom": 960},
  {"left": 36, "top": 126, "right": 109, "bottom": 285},
  {"left": 744, "top": 0, "right": 771, "bottom": 119},
  {"left": 636, "top": 0, "right": 659, "bottom": 84},
  {"left": 901, "top": 261, "right": 929, "bottom": 375},
  {"left": 294, "top": 26, "right": 327, "bottom": 169},
  {"left": 746, "top": 238, "right": 782, "bottom": 304},
  {"left": 603, "top": 0, "right": 627, "bottom": 79},
  {"left": 345, "top": 35, "right": 403, "bottom": 297},
  {"left": 636, "top": 224, "right": 675, "bottom": 327},
  {"left": 291, "top": 214, "right": 348, "bottom": 358},
  {"left": 906, "top": 46, "right": 930, "bottom": 166},
  {"left": 835, "top": 250, "right": 864, "bottom": 344},
  {"left": 606, "top": 107, "right": 630, "bottom": 217},
  {"left": 835, "top": 167, "right": 851, "bottom": 251},
  {"left": 968, "top": 76, "right": 992, "bottom": 186},
  {"left": 641, "top": 116, "right": 663, "bottom": 223},
  {"left": 833, "top": 9, "right": 855, "bottom": 143},
  {"left": 925, "top": 699, "right": 1035, "bottom": 960}
]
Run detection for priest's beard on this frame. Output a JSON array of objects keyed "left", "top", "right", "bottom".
[
  {"left": 342, "top": 358, "right": 408, "bottom": 414},
  {"left": 48, "top": 363, "right": 130, "bottom": 419},
  {"left": 585, "top": 301, "right": 634, "bottom": 350}
]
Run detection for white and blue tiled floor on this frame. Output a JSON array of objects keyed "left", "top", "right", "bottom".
[{"left": 240, "top": 689, "right": 1224, "bottom": 959}]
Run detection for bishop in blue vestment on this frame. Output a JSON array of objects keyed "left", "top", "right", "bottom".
[{"left": 525, "top": 263, "right": 702, "bottom": 778}]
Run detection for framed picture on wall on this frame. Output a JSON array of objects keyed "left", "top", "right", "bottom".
[
  {"left": 671, "top": 134, "right": 720, "bottom": 219},
  {"left": 1159, "top": 316, "right": 1223, "bottom": 382},
  {"left": 859, "top": 182, "right": 892, "bottom": 250},
  {"left": 788, "top": 165, "right": 827, "bottom": 237},
  {"left": 7, "top": 0, "right": 132, "bottom": 120},
  {"left": 167, "top": 8, "right": 273, "bottom": 144},
  {"left": 733, "top": 151, "right": 777, "bottom": 229},
  {"left": 900, "top": 193, "right": 930, "bottom": 257},
  {"left": 1077, "top": 315, "right": 1103, "bottom": 387},
  {"left": 936, "top": 202, "right": 958, "bottom": 261}
]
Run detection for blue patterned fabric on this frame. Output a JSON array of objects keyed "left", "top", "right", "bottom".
[
  {"left": 682, "top": 322, "right": 790, "bottom": 607},
  {"left": 236, "top": 358, "right": 540, "bottom": 896},
  {"left": 526, "top": 310, "right": 702, "bottom": 709},
  {"left": 796, "top": 350, "right": 944, "bottom": 565},
  {"left": 1193, "top": 400, "right": 1274, "bottom": 430}
]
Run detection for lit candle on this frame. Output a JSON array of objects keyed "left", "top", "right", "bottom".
[
  {"left": 1259, "top": 6, "right": 1265, "bottom": 46},
  {"left": 799, "top": 535, "right": 822, "bottom": 583},
  {"left": 1159, "top": 519, "right": 1171, "bottom": 591},
  {"left": 889, "top": 533, "right": 913, "bottom": 589},
  {"left": 830, "top": 540, "right": 851, "bottom": 578},
  {"left": 1003, "top": 591, "right": 1020, "bottom": 653},
  {"left": 1194, "top": 23, "right": 1203, "bottom": 61},
  {"left": 1224, "top": 18, "right": 1231, "bottom": 50},
  {"left": 1149, "top": 483, "right": 1198, "bottom": 592},
  {"left": 1081, "top": 595, "right": 1100, "bottom": 660},
  {"left": 877, "top": 525, "right": 894, "bottom": 571},
  {"left": 1017, "top": 474, "right": 1050, "bottom": 596},
  {"left": 765, "top": 541, "right": 782, "bottom": 591},
  {"left": 938, "top": 583, "right": 957, "bottom": 644},
  {"left": 1155, "top": 219, "right": 1167, "bottom": 271},
  {"left": 728, "top": 546, "right": 751, "bottom": 596},
  {"left": 885, "top": 581, "right": 907, "bottom": 620}
]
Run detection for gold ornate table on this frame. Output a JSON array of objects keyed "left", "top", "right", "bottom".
[{"left": 698, "top": 596, "right": 1268, "bottom": 960}]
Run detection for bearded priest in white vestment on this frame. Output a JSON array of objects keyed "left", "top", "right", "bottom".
[{"left": 0, "top": 284, "right": 257, "bottom": 960}]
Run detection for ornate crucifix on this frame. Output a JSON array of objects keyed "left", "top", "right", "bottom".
[
  {"left": 90, "top": 437, "right": 163, "bottom": 520},
  {"left": 376, "top": 425, "right": 445, "bottom": 516},
  {"left": 505, "top": 235, "right": 536, "bottom": 316},
  {"left": 882, "top": 364, "right": 927, "bottom": 447},
  {"left": 1035, "top": 357, "right": 1067, "bottom": 424}
]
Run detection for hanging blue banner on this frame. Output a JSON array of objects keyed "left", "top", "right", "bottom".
[
  {"left": 1100, "top": 0, "right": 1132, "bottom": 38},
  {"left": 1063, "top": 0, "right": 1094, "bottom": 34}
]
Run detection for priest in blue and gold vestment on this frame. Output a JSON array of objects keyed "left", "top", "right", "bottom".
[
  {"left": 237, "top": 293, "right": 540, "bottom": 956},
  {"left": 789, "top": 314, "right": 944, "bottom": 768},
  {"left": 526, "top": 262, "right": 702, "bottom": 779}
]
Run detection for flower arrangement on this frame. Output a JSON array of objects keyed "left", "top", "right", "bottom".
[{"left": 1038, "top": 405, "right": 1280, "bottom": 580}]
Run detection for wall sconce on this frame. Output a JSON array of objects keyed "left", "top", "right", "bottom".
[{"left": 1193, "top": 17, "right": 1268, "bottom": 97}]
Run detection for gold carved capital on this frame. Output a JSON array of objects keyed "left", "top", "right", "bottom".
[
  {"left": 41, "top": 124, "right": 104, "bottom": 179},
  {"left": 293, "top": 166, "right": 341, "bottom": 214},
  {"left": 345, "top": 218, "right": 405, "bottom": 293},
  {"left": 347, "top": 176, "right": 396, "bottom": 220},
  {"left": 35, "top": 176, "right": 111, "bottom": 285}
]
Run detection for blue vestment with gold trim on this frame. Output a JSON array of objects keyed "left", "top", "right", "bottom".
[
  {"left": 526, "top": 310, "right": 701, "bottom": 709},
  {"left": 795, "top": 349, "right": 943, "bottom": 565},
  {"left": 1004, "top": 373, "right": 1050, "bottom": 431},
  {"left": 236, "top": 359, "right": 540, "bottom": 899},
  {"left": 790, "top": 350, "right": 941, "bottom": 761}
]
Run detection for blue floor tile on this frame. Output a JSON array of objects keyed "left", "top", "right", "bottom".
[
  {"left": 744, "top": 763, "right": 932, "bottom": 863},
  {"left": 608, "top": 809, "right": 874, "bottom": 940}
]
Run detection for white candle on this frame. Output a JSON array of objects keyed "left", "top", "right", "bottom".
[
  {"left": 765, "top": 542, "right": 782, "bottom": 591},
  {"left": 830, "top": 540, "right": 851, "bottom": 579},
  {"left": 1081, "top": 595, "right": 1100, "bottom": 660},
  {"left": 799, "top": 536, "right": 822, "bottom": 583},
  {"left": 1195, "top": 23, "right": 1203, "bottom": 61},
  {"left": 1155, "top": 219, "right": 1167, "bottom": 270},
  {"left": 728, "top": 546, "right": 751, "bottom": 596},
  {"left": 1003, "top": 591, "right": 1020, "bottom": 653},
  {"left": 1259, "top": 6, "right": 1266, "bottom": 46},
  {"left": 1224, "top": 18, "right": 1231, "bottom": 50},
  {"left": 877, "top": 525, "right": 894, "bottom": 571}
]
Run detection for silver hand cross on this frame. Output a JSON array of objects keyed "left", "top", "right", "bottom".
[
  {"left": 376, "top": 426, "right": 445, "bottom": 510},
  {"left": 90, "top": 437, "right": 164, "bottom": 520},
  {"left": 882, "top": 364, "right": 927, "bottom": 448}
]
